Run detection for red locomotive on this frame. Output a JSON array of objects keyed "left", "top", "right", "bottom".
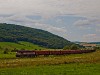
[{"left": 16, "top": 49, "right": 96, "bottom": 57}]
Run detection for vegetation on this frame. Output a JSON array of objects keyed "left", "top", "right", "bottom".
[
  {"left": 0, "top": 50, "right": 100, "bottom": 67},
  {"left": 0, "top": 42, "right": 99, "bottom": 75},
  {"left": 0, "top": 41, "right": 46, "bottom": 58},
  {"left": 0, "top": 41, "right": 45, "bottom": 51},
  {"left": 89, "top": 42, "right": 100, "bottom": 44},
  {"left": 0, "top": 23, "right": 74, "bottom": 49},
  {"left": 63, "top": 44, "right": 79, "bottom": 50},
  {"left": 0, "top": 50, "right": 100, "bottom": 75},
  {"left": 3, "top": 49, "right": 9, "bottom": 54},
  {"left": 0, "top": 63, "right": 100, "bottom": 75}
]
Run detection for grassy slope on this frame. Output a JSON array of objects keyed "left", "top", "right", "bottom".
[
  {"left": 0, "top": 41, "right": 46, "bottom": 58},
  {"left": 0, "top": 41, "right": 46, "bottom": 51}
]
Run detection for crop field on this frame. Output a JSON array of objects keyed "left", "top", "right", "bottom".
[{"left": 0, "top": 49, "right": 100, "bottom": 75}]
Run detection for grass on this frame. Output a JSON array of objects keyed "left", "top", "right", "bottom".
[
  {"left": 0, "top": 63, "right": 100, "bottom": 75},
  {"left": 0, "top": 51, "right": 100, "bottom": 75},
  {"left": 0, "top": 41, "right": 100, "bottom": 75},
  {"left": 0, "top": 41, "right": 46, "bottom": 51},
  {"left": 0, "top": 52, "right": 16, "bottom": 58},
  {"left": 0, "top": 41, "right": 46, "bottom": 58},
  {"left": 0, "top": 50, "right": 100, "bottom": 68}
]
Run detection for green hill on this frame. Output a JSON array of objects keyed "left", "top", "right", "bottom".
[
  {"left": 0, "top": 23, "right": 73, "bottom": 49},
  {"left": 0, "top": 41, "right": 45, "bottom": 51}
]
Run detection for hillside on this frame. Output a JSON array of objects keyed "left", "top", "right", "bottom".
[
  {"left": 0, "top": 41, "right": 45, "bottom": 51},
  {"left": 0, "top": 23, "right": 73, "bottom": 49}
]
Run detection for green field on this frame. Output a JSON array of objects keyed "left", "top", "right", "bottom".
[
  {"left": 0, "top": 41, "right": 46, "bottom": 58},
  {"left": 0, "top": 41, "right": 46, "bottom": 51},
  {"left": 0, "top": 49, "right": 100, "bottom": 75},
  {"left": 0, "top": 63, "right": 100, "bottom": 75},
  {"left": 0, "top": 42, "right": 100, "bottom": 75}
]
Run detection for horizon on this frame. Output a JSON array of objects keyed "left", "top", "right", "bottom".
[{"left": 0, "top": 0, "right": 100, "bottom": 42}]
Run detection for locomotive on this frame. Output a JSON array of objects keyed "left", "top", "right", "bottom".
[{"left": 16, "top": 49, "right": 96, "bottom": 57}]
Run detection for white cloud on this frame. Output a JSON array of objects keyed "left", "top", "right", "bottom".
[
  {"left": 82, "top": 34, "right": 100, "bottom": 42},
  {"left": 74, "top": 19, "right": 90, "bottom": 26},
  {"left": 0, "top": 0, "right": 100, "bottom": 26},
  {"left": 83, "top": 34, "right": 96, "bottom": 38},
  {"left": 0, "top": 0, "right": 100, "bottom": 17},
  {"left": 74, "top": 17, "right": 100, "bottom": 26}
]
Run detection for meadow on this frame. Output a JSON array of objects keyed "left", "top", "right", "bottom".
[
  {"left": 0, "top": 42, "right": 100, "bottom": 75},
  {"left": 0, "top": 41, "right": 46, "bottom": 59},
  {"left": 0, "top": 41, "right": 46, "bottom": 51},
  {"left": 0, "top": 63, "right": 100, "bottom": 75},
  {"left": 0, "top": 49, "right": 100, "bottom": 75}
]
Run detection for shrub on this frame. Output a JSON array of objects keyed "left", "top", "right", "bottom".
[
  {"left": 70, "top": 44, "right": 79, "bottom": 50},
  {"left": 63, "top": 44, "right": 79, "bottom": 50},
  {"left": 4, "top": 48, "right": 9, "bottom": 54}
]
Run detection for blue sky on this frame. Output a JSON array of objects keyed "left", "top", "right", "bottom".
[{"left": 0, "top": 0, "right": 100, "bottom": 42}]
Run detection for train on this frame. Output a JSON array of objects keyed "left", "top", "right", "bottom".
[{"left": 16, "top": 49, "right": 96, "bottom": 57}]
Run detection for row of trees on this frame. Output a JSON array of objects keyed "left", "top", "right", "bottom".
[
  {"left": 63, "top": 44, "right": 100, "bottom": 50},
  {"left": 63, "top": 44, "right": 79, "bottom": 50}
]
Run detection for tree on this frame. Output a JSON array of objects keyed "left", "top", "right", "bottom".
[
  {"left": 70, "top": 44, "right": 79, "bottom": 50},
  {"left": 63, "top": 46, "right": 70, "bottom": 50},
  {"left": 0, "top": 23, "right": 73, "bottom": 49},
  {"left": 63, "top": 44, "right": 79, "bottom": 50}
]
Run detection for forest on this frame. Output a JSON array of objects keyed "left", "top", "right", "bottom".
[{"left": 0, "top": 23, "right": 74, "bottom": 49}]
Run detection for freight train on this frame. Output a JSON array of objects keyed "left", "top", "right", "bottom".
[{"left": 16, "top": 49, "right": 96, "bottom": 57}]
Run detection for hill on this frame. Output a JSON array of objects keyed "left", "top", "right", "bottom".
[
  {"left": 0, "top": 41, "right": 45, "bottom": 51},
  {"left": 89, "top": 42, "right": 100, "bottom": 44},
  {"left": 0, "top": 23, "right": 73, "bottom": 49}
]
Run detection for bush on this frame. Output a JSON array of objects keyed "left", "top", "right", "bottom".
[
  {"left": 70, "top": 44, "right": 79, "bottom": 50},
  {"left": 63, "top": 46, "right": 70, "bottom": 50},
  {"left": 63, "top": 44, "right": 79, "bottom": 50},
  {"left": 11, "top": 48, "right": 18, "bottom": 52},
  {"left": 4, "top": 48, "right": 9, "bottom": 54}
]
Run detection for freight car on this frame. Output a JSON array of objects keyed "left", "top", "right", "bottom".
[{"left": 16, "top": 49, "right": 96, "bottom": 57}]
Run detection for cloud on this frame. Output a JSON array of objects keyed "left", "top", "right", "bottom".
[
  {"left": 83, "top": 34, "right": 96, "bottom": 38},
  {"left": 1, "top": 0, "right": 100, "bottom": 26},
  {"left": 0, "top": 0, "right": 100, "bottom": 18},
  {"left": 34, "top": 23, "right": 67, "bottom": 33},
  {"left": 74, "top": 19, "right": 90, "bottom": 26},
  {"left": 82, "top": 34, "right": 100, "bottom": 42},
  {"left": 0, "top": 0, "right": 100, "bottom": 24},
  {"left": 74, "top": 17, "right": 100, "bottom": 26},
  {"left": 0, "top": 14, "right": 67, "bottom": 36}
]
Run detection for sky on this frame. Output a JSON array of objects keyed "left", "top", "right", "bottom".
[{"left": 0, "top": 0, "right": 100, "bottom": 42}]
